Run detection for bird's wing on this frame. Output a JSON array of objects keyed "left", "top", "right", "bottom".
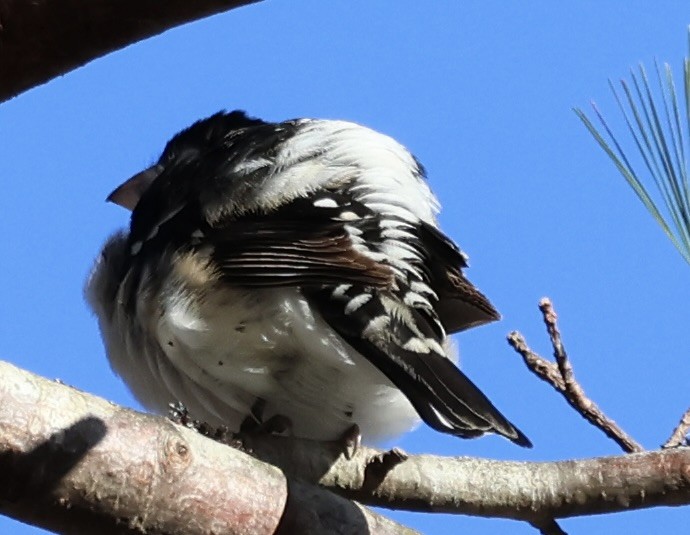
[
  {"left": 207, "top": 192, "right": 394, "bottom": 288},
  {"left": 206, "top": 191, "right": 530, "bottom": 446},
  {"left": 305, "top": 279, "right": 530, "bottom": 447},
  {"left": 208, "top": 194, "right": 500, "bottom": 332},
  {"left": 418, "top": 222, "right": 500, "bottom": 333}
]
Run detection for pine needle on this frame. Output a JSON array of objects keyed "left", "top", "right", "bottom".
[{"left": 573, "top": 28, "right": 690, "bottom": 266}]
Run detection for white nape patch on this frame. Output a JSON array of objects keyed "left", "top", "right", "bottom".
[
  {"left": 235, "top": 119, "right": 440, "bottom": 227},
  {"left": 362, "top": 202, "right": 420, "bottom": 223},
  {"left": 191, "top": 229, "right": 204, "bottom": 238},
  {"left": 130, "top": 241, "right": 143, "bottom": 255},
  {"left": 344, "top": 293, "right": 372, "bottom": 314},
  {"left": 313, "top": 197, "right": 339, "bottom": 208}
]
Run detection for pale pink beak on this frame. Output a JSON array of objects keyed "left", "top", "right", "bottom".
[{"left": 106, "top": 165, "right": 162, "bottom": 211}]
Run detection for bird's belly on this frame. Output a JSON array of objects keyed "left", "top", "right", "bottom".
[{"left": 156, "top": 286, "right": 419, "bottom": 441}]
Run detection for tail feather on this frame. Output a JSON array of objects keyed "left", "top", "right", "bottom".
[
  {"left": 409, "top": 352, "right": 532, "bottom": 447},
  {"left": 334, "top": 328, "right": 532, "bottom": 447},
  {"left": 309, "top": 287, "right": 531, "bottom": 447}
]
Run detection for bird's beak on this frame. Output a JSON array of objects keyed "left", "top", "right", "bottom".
[{"left": 106, "top": 164, "right": 162, "bottom": 211}]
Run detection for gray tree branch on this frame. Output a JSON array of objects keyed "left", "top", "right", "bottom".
[
  {"left": 1, "top": 359, "right": 689, "bottom": 534},
  {"left": 508, "top": 298, "right": 644, "bottom": 453},
  {"left": 0, "top": 360, "right": 414, "bottom": 535}
]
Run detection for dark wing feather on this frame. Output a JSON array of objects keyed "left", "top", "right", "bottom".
[
  {"left": 419, "top": 222, "right": 500, "bottom": 333},
  {"left": 128, "top": 166, "right": 395, "bottom": 288},
  {"left": 209, "top": 218, "right": 393, "bottom": 287},
  {"left": 308, "top": 284, "right": 531, "bottom": 447}
]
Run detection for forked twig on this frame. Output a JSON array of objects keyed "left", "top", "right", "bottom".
[{"left": 508, "top": 298, "right": 644, "bottom": 453}]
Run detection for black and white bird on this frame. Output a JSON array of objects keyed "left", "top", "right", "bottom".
[{"left": 86, "top": 111, "right": 531, "bottom": 448}]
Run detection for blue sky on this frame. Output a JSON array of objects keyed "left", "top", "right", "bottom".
[{"left": 1, "top": 1, "right": 689, "bottom": 533}]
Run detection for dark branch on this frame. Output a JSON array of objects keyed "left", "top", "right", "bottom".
[
  {"left": 508, "top": 298, "right": 644, "bottom": 453},
  {"left": 0, "top": 0, "right": 261, "bottom": 103},
  {"left": 531, "top": 518, "right": 567, "bottom": 535}
]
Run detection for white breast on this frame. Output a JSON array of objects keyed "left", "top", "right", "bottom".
[{"left": 151, "top": 284, "right": 420, "bottom": 441}]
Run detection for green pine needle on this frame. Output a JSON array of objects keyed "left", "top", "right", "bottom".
[{"left": 574, "top": 28, "right": 690, "bottom": 266}]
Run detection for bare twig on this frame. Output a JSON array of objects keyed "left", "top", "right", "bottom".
[
  {"left": 508, "top": 298, "right": 644, "bottom": 453},
  {"left": 663, "top": 408, "right": 690, "bottom": 448},
  {"left": 507, "top": 332, "right": 565, "bottom": 391}
]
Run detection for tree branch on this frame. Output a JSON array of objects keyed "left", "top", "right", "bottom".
[
  {"left": 1, "top": 360, "right": 689, "bottom": 534},
  {"left": 0, "top": 0, "right": 261, "bottom": 103},
  {"left": 242, "top": 430, "right": 690, "bottom": 521},
  {"left": 508, "top": 298, "right": 644, "bottom": 453},
  {"left": 0, "top": 360, "right": 414, "bottom": 535}
]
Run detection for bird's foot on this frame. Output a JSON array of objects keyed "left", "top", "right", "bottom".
[
  {"left": 168, "top": 401, "right": 195, "bottom": 427},
  {"left": 362, "top": 447, "right": 408, "bottom": 492},
  {"left": 168, "top": 401, "right": 236, "bottom": 444}
]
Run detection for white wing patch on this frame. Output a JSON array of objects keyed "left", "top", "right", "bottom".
[
  {"left": 313, "top": 197, "right": 339, "bottom": 208},
  {"left": 344, "top": 293, "right": 373, "bottom": 315}
]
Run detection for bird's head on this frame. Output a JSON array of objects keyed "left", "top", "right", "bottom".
[{"left": 106, "top": 110, "right": 265, "bottom": 211}]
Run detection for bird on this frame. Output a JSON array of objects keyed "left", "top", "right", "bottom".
[{"left": 85, "top": 110, "right": 531, "bottom": 448}]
